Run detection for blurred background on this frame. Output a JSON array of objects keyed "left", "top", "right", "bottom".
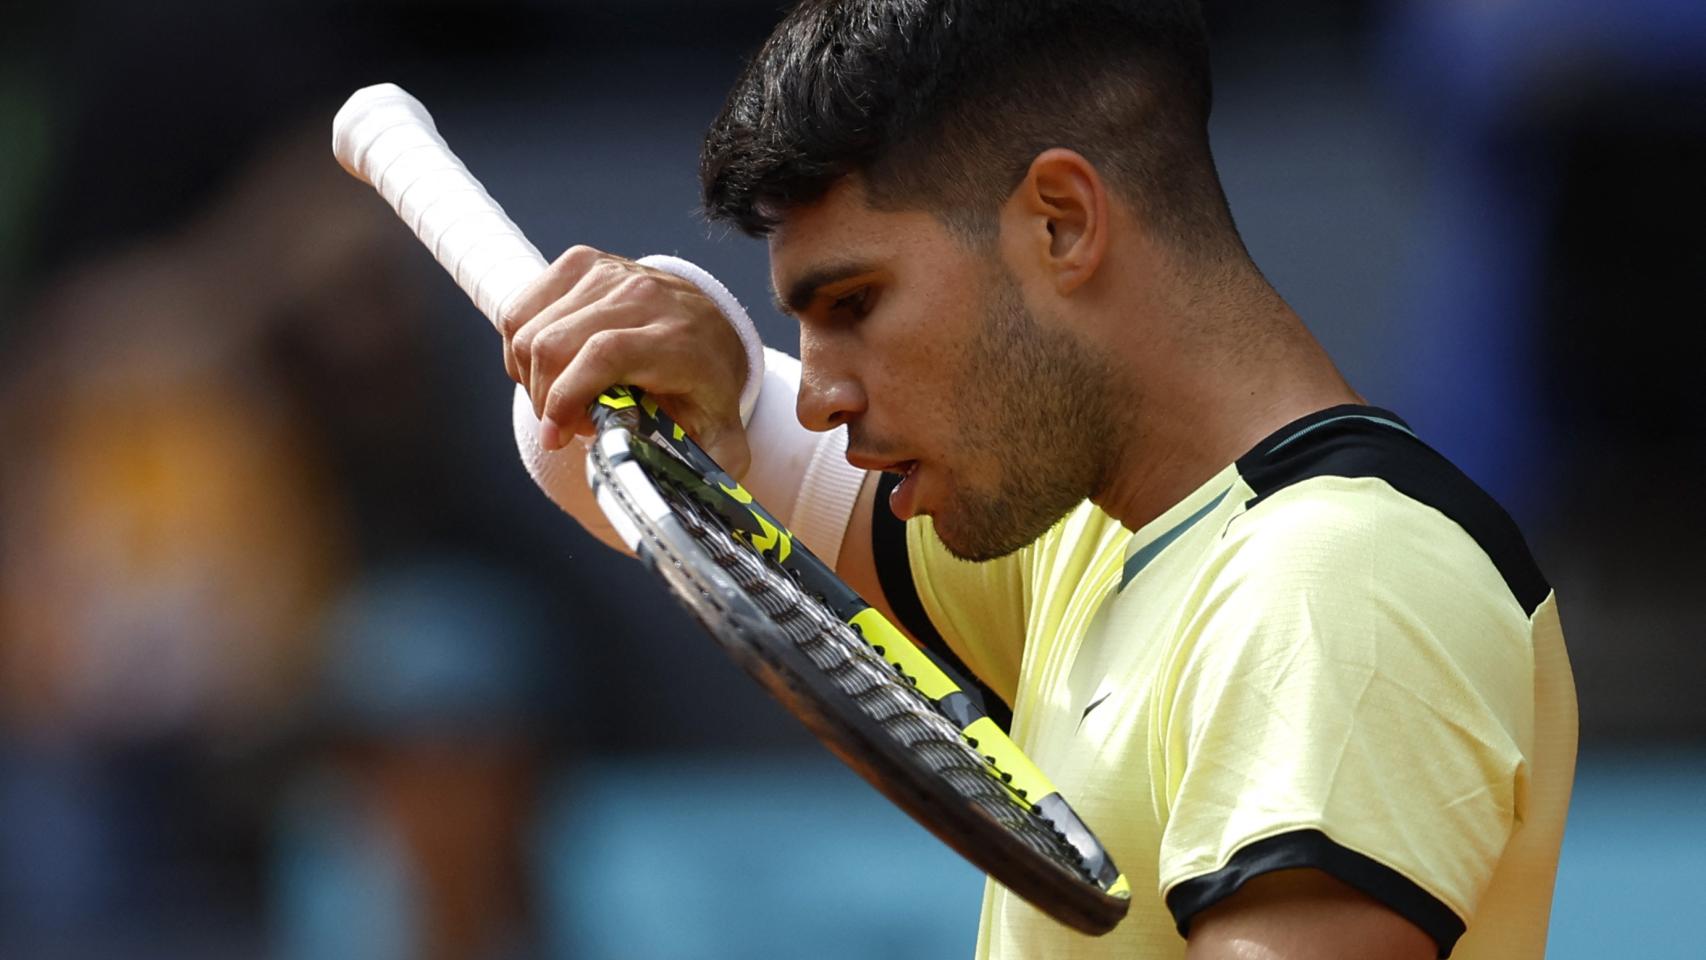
[{"left": 0, "top": 0, "right": 1701, "bottom": 957}]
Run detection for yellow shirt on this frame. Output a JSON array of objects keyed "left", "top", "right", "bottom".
[{"left": 884, "top": 406, "right": 1577, "bottom": 959}]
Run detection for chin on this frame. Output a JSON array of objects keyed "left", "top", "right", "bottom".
[
  {"left": 929, "top": 511, "right": 1037, "bottom": 563},
  {"left": 930, "top": 482, "right": 1082, "bottom": 562}
]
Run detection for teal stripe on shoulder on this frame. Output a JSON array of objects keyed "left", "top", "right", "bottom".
[
  {"left": 1266, "top": 414, "right": 1417, "bottom": 456},
  {"left": 1120, "top": 487, "right": 1230, "bottom": 592}
]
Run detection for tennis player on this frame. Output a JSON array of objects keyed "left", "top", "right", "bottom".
[{"left": 501, "top": 2, "right": 1577, "bottom": 957}]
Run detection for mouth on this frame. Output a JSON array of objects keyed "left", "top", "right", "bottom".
[
  {"left": 885, "top": 460, "right": 923, "bottom": 521},
  {"left": 839, "top": 450, "right": 921, "bottom": 518},
  {"left": 845, "top": 451, "right": 923, "bottom": 518},
  {"left": 845, "top": 450, "right": 916, "bottom": 475}
]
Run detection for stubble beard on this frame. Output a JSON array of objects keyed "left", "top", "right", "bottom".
[{"left": 930, "top": 270, "right": 1128, "bottom": 562}]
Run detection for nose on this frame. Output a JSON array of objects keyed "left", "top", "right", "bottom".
[{"left": 795, "top": 330, "right": 866, "bottom": 432}]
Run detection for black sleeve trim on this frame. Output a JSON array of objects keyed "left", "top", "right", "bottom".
[
  {"left": 1166, "top": 829, "right": 1467, "bottom": 958},
  {"left": 870, "top": 473, "right": 1014, "bottom": 730},
  {"left": 1236, "top": 405, "right": 1550, "bottom": 617}
]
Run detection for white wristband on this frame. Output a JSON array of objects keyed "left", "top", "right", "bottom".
[
  {"left": 738, "top": 348, "right": 868, "bottom": 565},
  {"left": 636, "top": 254, "right": 765, "bottom": 426}
]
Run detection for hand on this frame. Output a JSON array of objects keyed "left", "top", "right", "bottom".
[{"left": 500, "top": 245, "right": 752, "bottom": 477}]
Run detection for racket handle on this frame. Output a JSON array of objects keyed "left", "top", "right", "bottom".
[{"left": 332, "top": 83, "right": 546, "bottom": 329}]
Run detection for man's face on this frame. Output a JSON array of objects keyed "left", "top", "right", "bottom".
[{"left": 769, "top": 178, "right": 1124, "bottom": 561}]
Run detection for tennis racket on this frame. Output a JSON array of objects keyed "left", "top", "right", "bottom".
[{"left": 332, "top": 83, "right": 1131, "bottom": 935}]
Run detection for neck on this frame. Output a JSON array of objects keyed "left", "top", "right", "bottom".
[{"left": 1090, "top": 266, "right": 1360, "bottom": 533}]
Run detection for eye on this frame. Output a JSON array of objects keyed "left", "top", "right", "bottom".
[{"left": 827, "top": 286, "right": 874, "bottom": 320}]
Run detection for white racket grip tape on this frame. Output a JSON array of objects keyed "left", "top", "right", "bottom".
[
  {"left": 331, "top": 84, "right": 767, "bottom": 417},
  {"left": 333, "top": 82, "right": 773, "bottom": 555},
  {"left": 332, "top": 83, "right": 546, "bottom": 328}
]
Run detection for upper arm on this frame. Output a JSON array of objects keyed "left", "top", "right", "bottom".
[
  {"left": 1185, "top": 869, "right": 1435, "bottom": 960},
  {"left": 1157, "top": 480, "right": 1535, "bottom": 956}
]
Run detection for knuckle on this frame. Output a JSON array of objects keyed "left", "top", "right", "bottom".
[
  {"left": 577, "top": 328, "right": 623, "bottom": 367},
  {"left": 542, "top": 392, "right": 572, "bottom": 423},
  {"left": 557, "top": 244, "right": 600, "bottom": 272},
  {"left": 545, "top": 373, "right": 589, "bottom": 419},
  {"left": 498, "top": 302, "right": 528, "bottom": 336},
  {"left": 587, "top": 256, "right": 625, "bottom": 281},
  {"left": 544, "top": 374, "right": 572, "bottom": 407},
  {"left": 511, "top": 328, "right": 535, "bottom": 363},
  {"left": 547, "top": 246, "right": 603, "bottom": 295},
  {"left": 529, "top": 324, "right": 570, "bottom": 368}
]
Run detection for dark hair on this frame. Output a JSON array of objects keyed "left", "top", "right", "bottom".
[{"left": 700, "top": 0, "right": 1237, "bottom": 257}]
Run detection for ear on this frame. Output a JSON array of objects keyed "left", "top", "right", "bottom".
[{"left": 1001, "top": 148, "right": 1110, "bottom": 296}]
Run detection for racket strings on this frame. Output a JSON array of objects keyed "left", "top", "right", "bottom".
[{"left": 658, "top": 478, "right": 1096, "bottom": 883}]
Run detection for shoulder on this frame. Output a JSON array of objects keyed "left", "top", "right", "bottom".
[
  {"left": 1156, "top": 410, "right": 1554, "bottom": 956},
  {"left": 1223, "top": 406, "right": 1549, "bottom": 620},
  {"left": 1170, "top": 409, "right": 1549, "bottom": 722}
]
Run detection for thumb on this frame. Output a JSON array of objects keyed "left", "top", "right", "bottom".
[{"left": 694, "top": 417, "right": 753, "bottom": 481}]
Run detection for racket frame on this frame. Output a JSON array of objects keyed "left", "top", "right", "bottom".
[{"left": 587, "top": 386, "right": 1131, "bottom": 935}]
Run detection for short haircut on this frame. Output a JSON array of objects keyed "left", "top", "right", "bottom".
[{"left": 700, "top": 0, "right": 1238, "bottom": 258}]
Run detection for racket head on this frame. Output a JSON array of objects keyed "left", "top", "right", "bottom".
[{"left": 586, "top": 387, "right": 1131, "bottom": 935}]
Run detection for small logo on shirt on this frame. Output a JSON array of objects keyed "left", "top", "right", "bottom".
[{"left": 1078, "top": 691, "right": 1112, "bottom": 730}]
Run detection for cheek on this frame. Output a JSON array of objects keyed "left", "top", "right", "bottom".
[{"left": 865, "top": 264, "right": 985, "bottom": 409}]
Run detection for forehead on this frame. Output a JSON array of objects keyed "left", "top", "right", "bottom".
[{"left": 766, "top": 176, "right": 967, "bottom": 296}]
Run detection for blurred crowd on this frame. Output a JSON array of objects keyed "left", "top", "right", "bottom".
[
  {"left": 0, "top": 1, "right": 1701, "bottom": 958},
  {"left": 0, "top": 123, "right": 559, "bottom": 956}
]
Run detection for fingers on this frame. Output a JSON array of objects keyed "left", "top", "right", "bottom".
[
  {"left": 538, "top": 322, "right": 748, "bottom": 467},
  {"left": 506, "top": 251, "right": 693, "bottom": 395},
  {"left": 536, "top": 325, "right": 696, "bottom": 437},
  {"left": 537, "top": 328, "right": 634, "bottom": 439},
  {"left": 524, "top": 302, "right": 635, "bottom": 420},
  {"left": 505, "top": 246, "right": 628, "bottom": 389},
  {"left": 501, "top": 244, "right": 753, "bottom": 474},
  {"left": 501, "top": 245, "right": 600, "bottom": 383}
]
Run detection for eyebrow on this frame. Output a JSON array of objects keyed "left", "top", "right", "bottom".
[{"left": 773, "top": 259, "right": 881, "bottom": 317}]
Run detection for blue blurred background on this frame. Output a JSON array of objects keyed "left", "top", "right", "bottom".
[{"left": 0, "top": 0, "right": 1701, "bottom": 957}]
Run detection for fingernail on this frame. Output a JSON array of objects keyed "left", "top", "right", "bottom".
[{"left": 539, "top": 416, "right": 562, "bottom": 451}]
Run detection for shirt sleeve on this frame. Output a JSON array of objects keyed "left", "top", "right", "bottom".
[{"left": 1153, "top": 477, "right": 1535, "bottom": 957}]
